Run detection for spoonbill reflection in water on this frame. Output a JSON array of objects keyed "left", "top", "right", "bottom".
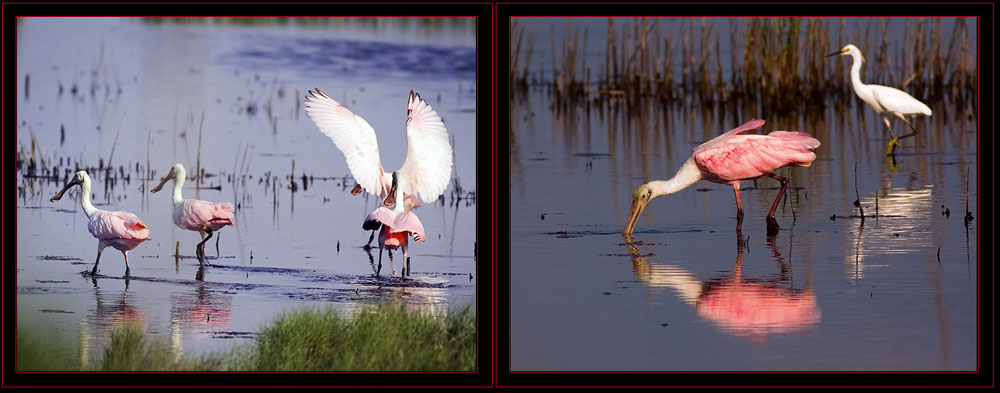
[
  {"left": 827, "top": 44, "right": 932, "bottom": 156},
  {"left": 51, "top": 170, "right": 151, "bottom": 278},
  {"left": 622, "top": 119, "right": 820, "bottom": 239},
  {"left": 151, "top": 163, "right": 234, "bottom": 265},
  {"left": 627, "top": 234, "right": 820, "bottom": 342}
]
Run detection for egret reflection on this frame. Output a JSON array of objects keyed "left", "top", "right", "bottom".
[{"left": 845, "top": 185, "right": 934, "bottom": 280}]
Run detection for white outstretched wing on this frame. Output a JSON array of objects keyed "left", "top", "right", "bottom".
[
  {"left": 398, "top": 90, "right": 453, "bottom": 203},
  {"left": 304, "top": 88, "right": 390, "bottom": 197}
]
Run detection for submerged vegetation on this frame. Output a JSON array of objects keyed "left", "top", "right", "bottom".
[
  {"left": 511, "top": 17, "right": 977, "bottom": 112},
  {"left": 17, "top": 302, "right": 476, "bottom": 371}
]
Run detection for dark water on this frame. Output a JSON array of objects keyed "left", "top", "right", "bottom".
[
  {"left": 510, "top": 82, "right": 977, "bottom": 369},
  {"left": 15, "top": 17, "right": 477, "bottom": 365}
]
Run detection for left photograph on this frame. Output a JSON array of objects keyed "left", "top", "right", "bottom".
[{"left": 15, "top": 17, "right": 477, "bottom": 372}]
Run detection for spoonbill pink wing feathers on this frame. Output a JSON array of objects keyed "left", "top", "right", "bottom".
[
  {"left": 89, "top": 211, "right": 151, "bottom": 242},
  {"left": 175, "top": 199, "right": 235, "bottom": 233},
  {"left": 365, "top": 206, "right": 426, "bottom": 242},
  {"left": 694, "top": 122, "right": 820, "bottom": 183}
]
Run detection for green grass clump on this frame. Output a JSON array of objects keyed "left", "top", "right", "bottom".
[
  {"left": 100, "top": 324, "right": 227, "bottom": 371},
  {"left": 17, "top": 302, "right": 475, "bottom": 371},
  {"left": 239, "top": 303, "right": 476, "bottom": 371}
]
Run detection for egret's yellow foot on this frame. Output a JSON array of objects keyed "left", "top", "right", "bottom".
[
  {"left": 886, "top": 137, "right": 900, "bottom": 156},
  {"left": 886, "top": 155, "right": 899, "bottom": 173}
]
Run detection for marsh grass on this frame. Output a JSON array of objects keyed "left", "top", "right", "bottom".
[
  {"left": 16, "top": 303, "right": 475, "bottom": 372},
  {"left": 514, "top": 17, "right": 977, "bottom": 110},
  {"left": 239, "top": 303, "right": 475, "bottom": 371},
  {"left": 99, "top": 325, "right": 228, "bottom": 371}
]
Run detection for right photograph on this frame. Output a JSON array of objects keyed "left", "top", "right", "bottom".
[{"left": 509, "top": 17, "right": 978, "bottom": 371}]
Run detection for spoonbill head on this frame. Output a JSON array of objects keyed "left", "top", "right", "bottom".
[{"left": 623, "top": 184, "right": 654, "bottom": 236}]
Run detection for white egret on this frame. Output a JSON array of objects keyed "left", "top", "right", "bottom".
[{"left": 827, "top": 44, "right": 932, "bottom": 156}]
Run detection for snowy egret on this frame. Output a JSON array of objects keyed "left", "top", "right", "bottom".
[{"left": 827, "top": 44, "right": 932, "bottom": 156}]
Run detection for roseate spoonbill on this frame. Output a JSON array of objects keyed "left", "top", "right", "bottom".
[
  {"left": 150, "top": 163, "right": 234, "bottom": 264},
  {"left": 364, "top": 171, "right": 426, "bottom": 277},
  {"left": 622, "top": 119, "right": 820, "bottom": 239},
  {"left": 303, "top": 88, "right": 452, "bottom": 245},
  {"left": 827, "top": 44, "right": 932, "bottom": 156},
  {"left": 50, "top": 170, "right": 150, "bottom": 278}
]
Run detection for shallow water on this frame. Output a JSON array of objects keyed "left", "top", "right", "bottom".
[
  {"left": 509, "top": 86, "right": 978, "bottom": 370},
  {"left": 15, "top": 17, "right": 477, "bottom": 364}
]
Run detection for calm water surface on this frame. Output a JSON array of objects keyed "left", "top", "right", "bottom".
[
  {"left": 510, "top": 88, "right": 977, "bottom": 370},
  {"left": 16, "top": 17, "right": 477, "bottom": 365}
]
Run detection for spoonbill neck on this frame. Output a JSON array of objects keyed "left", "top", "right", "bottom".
[
  {"left": 648, "top": 159, "right": 703, "bottom": 198},
  {"left": 171, "top": 174, "right": 185, "bottom": 205},
  {"left": 391, "top": 183, "right": 406, "bottom": 215},
  {"left": 79, "top": 177, "right": 99, "bottom": 218}
]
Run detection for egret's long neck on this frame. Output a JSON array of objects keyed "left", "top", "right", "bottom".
[
  {"left": 647, "top": 159, "right": 703, "bottom": 199},
  {"left": 79, "top": 178, "right": 99, "bottom": 218},
  {"left": 171, "top": 172, "right": 185, "bottom": 205},
  {"left": 849, "top": 52, "right": 869, "bottom": 98}
]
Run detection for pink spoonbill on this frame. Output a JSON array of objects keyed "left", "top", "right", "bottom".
[
  {"left": 151, "top": 163, "right": 234, "bottom": 264},
  {"left": 50, "top": 170, "right": 151, "bottom": 278},
  {"left": 364, "top": 171, "right": 427, "bottom": 277},
  {"left": 303, "top": 88, "right": 453, "bottom": 246},
  {"left": 622, "top": 119, "right": 820, "bottom": 239}
]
